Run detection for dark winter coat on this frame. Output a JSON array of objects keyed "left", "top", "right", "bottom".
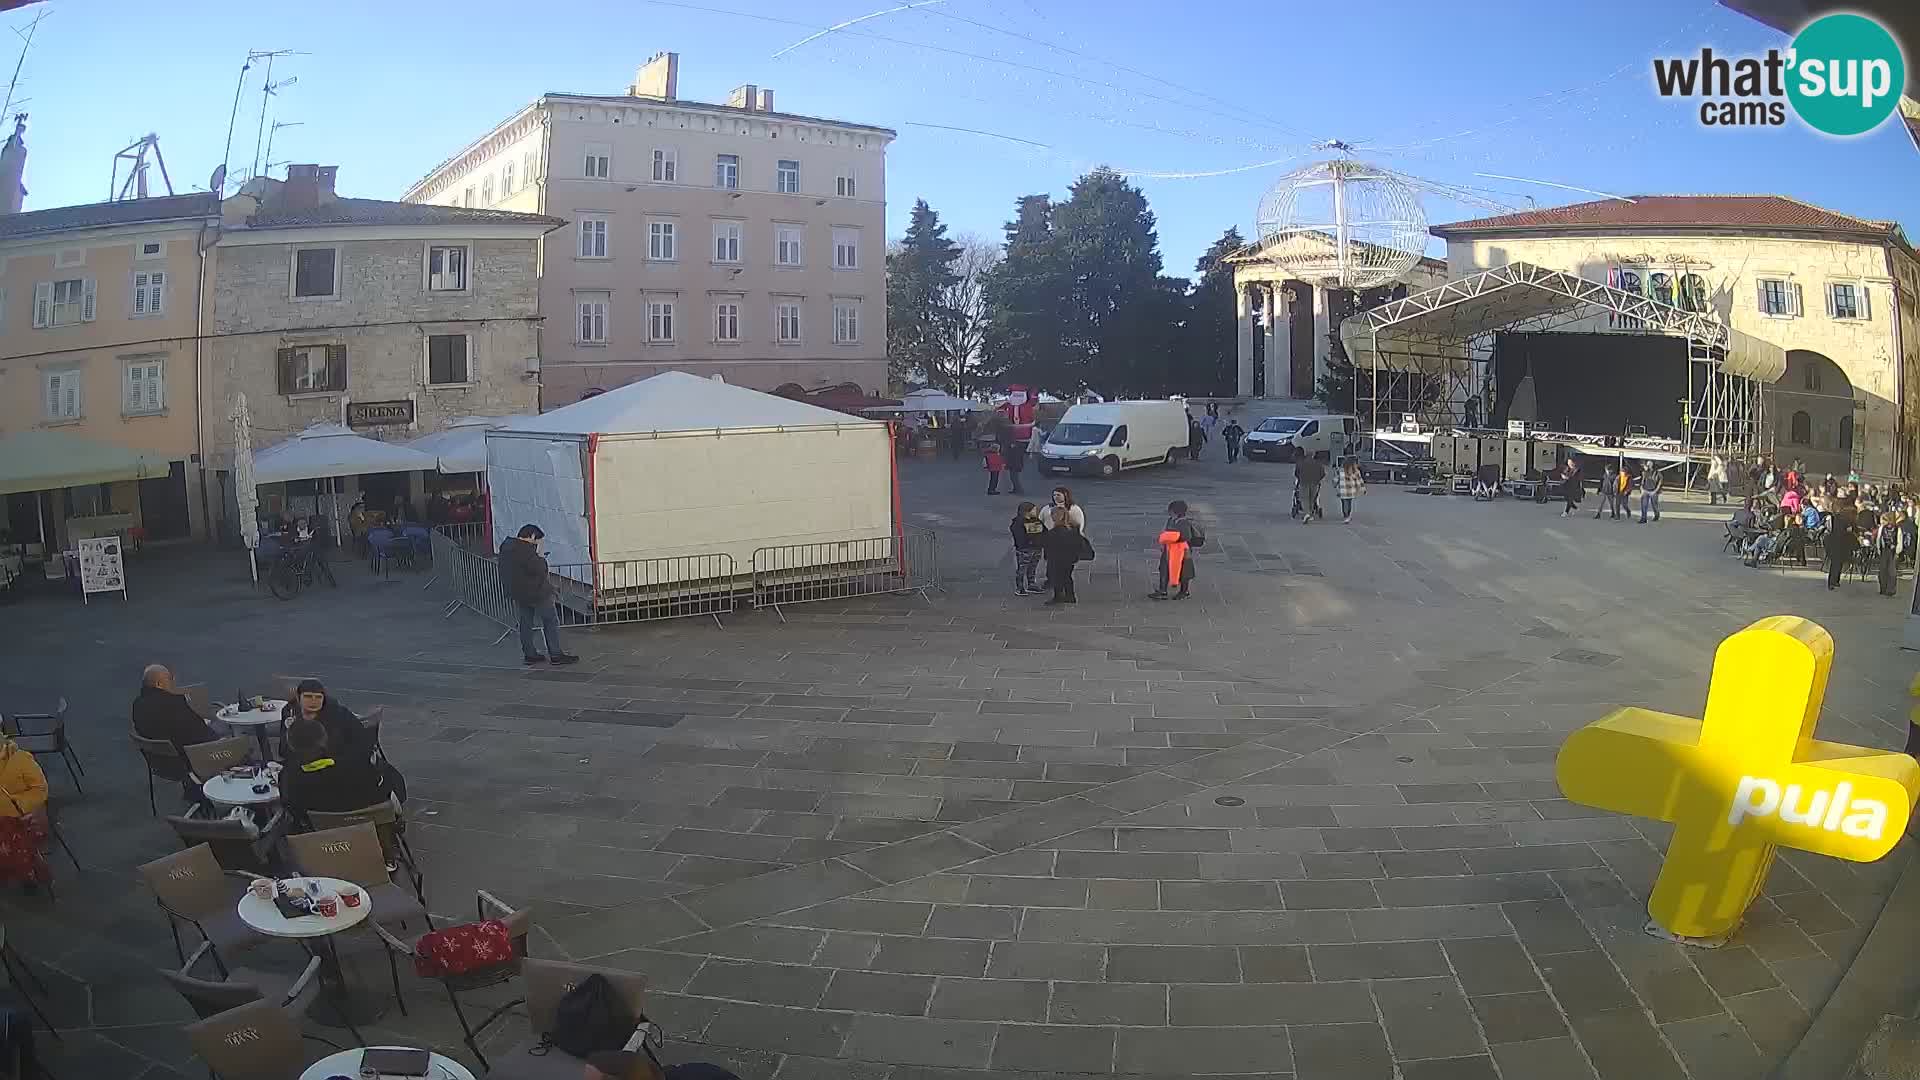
[
  {"left": 499, "top": 536, "right": 556, "bottom": 607},
  {"left": 280, "top": 748, "right": 393, "bottom": 815},
  {"left": 132, "top": 685, "right": 217, "bottom": 750},
  {"left": 1042, "top": 524, "right": 1087, "bottom": 568}
]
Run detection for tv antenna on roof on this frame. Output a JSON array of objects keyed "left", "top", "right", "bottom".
[
  {"left": 219, "top": 48, "right": 299, "bottom": 192},
  {"left": 263, "top": 120, "right": 302, "bottom": 178},
  {"left": 110, "top": 134, "right": 173, "bottom": 200}
]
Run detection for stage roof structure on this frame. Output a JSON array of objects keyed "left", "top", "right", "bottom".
[{"left": 1339, "top": 261, "right": 1788, "bottom": 383}]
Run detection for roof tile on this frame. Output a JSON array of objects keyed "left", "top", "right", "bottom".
[
  {"left": 0, "top": 193, "right": 217, "bottom": 240},
  {"left": 246, "top": 197, "right": 560, "bottom": 230},
  {"left": 1432, "top": 195, "right": 1893, "bottom": 237}
]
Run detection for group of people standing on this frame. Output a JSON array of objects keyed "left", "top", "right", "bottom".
[
  {"left": 1555, "top": 457, "right": 1667, "bottom": 523},
  {"left": 1008, "top": 487, "right": 1089, "bottom": 604}
]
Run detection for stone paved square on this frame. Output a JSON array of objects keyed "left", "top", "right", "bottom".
[{"left": 1, "top": 451, "right": 1915, "bottom": 1078}]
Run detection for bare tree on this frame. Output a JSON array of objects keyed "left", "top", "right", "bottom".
[{"left": 926, "top": 234, "right": 1001, "bottom": 395}]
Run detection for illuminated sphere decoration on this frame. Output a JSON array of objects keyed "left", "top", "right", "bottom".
[{"left": 1254, "top": 158, "right": 1427, "bottom": 292}]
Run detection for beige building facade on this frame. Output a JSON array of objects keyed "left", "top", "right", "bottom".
[
  {"left": 1431, "top": 196, "right": 1920, "bottom": 480},
  {"left": 402, "top": 52, "right": 894, "bottom": 407},
  {"left": 0, "top": 192, "right": 219, "bottom": 545},
  {"left": 204, "top": 166, "right": 558, "bottom": 535}
]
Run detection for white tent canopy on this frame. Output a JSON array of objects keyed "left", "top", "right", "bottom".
[
  {"left": 862, "top": 389, "right": 990, "bottom": 414},
  {"left": 252, "top": 422, "right": 439, "bottom": 484},
  {"left": 407, "top": 415, "right": 529, "bottom": 473},
  {"left": 497, "top": 371, "right": 886, "bottom": 436}
]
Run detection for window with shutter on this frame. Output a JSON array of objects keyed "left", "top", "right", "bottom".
[
  {"left": 32, "top": 282, "right": 48, "bottom": 327},
  {"left": 82, "top": 278, "right": 95, "bottom": 321},
  {"left": 293, "top": 249, "right": 338, "bottom": 298},
  {"left": 427, "top": 334, "right": 470, "bottom": 385},
  {"left": 326, "top": 345, "right": 347, "bottom": 391},
  {"left": 43, "top": 369, "right": 80, "bottom": 420},
  {"left": 277, "top": 345, "right": 346, "bottom": 394},
  {"left": 133, "top": 270, "right": 166, "bottom": 316},
  {"left": 125, "top": 359, "right": 164, "bottom": 414},
  {"left": 1862, "top": 286, "right": 1872, "bottom": 320},
  {"left": 427, "top": 245, "right": 469, "bottom": 292}
]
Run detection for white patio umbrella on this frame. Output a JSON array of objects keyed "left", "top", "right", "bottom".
[
  {"left": 407, "top": 415, "right": 529, "bottom": 474},
  {"left": 863, "top": 389, "right": 990, "bottom": 413},
  {"left": 231, "top": 394, "right": 260, "bottom": 582},
  {"left": 251, "top": 422, "right": 439, "bottom": 539}
]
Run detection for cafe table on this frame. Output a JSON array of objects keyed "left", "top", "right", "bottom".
[
  {"left": 217, "top": 700, "right": 287, "bottom": 758},
  {"left": 200, "top": 769, "right": 280, "bottom": 808},
  {"left": 300, "top": 1046, "right": 478, "bottom": 1080},
  {"left": 238, "top": 876, "right": 383, "bottom": 1026}
]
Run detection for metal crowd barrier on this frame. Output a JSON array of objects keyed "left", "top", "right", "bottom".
[
  {"left": 749, "top": 524, "right": 940, "bottom": 618},
  {"left": 428, "top": 527, "right": 521, "bottom": 644},
  {"left": 546, "top": 553, "right": 740, "bottom": 628}
]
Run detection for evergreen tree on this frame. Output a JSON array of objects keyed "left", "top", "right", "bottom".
[
  {"left": 1181, "top": 227, "right": 1247, "bottom": 395},
  {"left": 885, "top": 199, "right": 962, "bottom": 390},
  {"left": 1051, "top": 168, "right": 1166, "bottom": 391},
  {"left": 982, "top": 195, "right": 1067, "bottom": 390}
]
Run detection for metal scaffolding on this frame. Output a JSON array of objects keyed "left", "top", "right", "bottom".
[{"left": 1339, "top": 262, "right": 1786, "bottom": 467}]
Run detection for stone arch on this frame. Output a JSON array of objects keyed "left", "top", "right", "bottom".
[{"left": 1773, "top": 350, "right": 1853, "bottom": 476}]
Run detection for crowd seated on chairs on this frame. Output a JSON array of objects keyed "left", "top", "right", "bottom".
[{"left": 1723, "top": 465, "right": 1920, "bottom": 591}]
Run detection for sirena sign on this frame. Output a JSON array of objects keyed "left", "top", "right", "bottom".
[{"left": 1556, "top": 616, "right": 1920, "bottom": 942}]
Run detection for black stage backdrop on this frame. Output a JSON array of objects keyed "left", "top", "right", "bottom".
[{"left": 1492, "top": 332, "right": 1687, "bottom": 438}]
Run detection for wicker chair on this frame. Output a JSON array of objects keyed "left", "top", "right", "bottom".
[{"left": 371, "top": 889, "right": 531, "bottom": 1068}]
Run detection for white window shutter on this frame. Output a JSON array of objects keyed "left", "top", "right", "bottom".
[
  {"left": 1862, "top": 287, "right": 1872, "bottom": 321},
  {"left": 82, "top": 278, "right": 96, "bottom": 321},
  {"left": 1824, "top": 284, "right": 1836, "bottom": 318},
  {"left": 150, "top": 271, "right": 164, "bottom": 314},
  {"left": 45, "top": 372, "right": 59, "bottom": 417},
  {"left": 148, "top": 364, "right": 162, "bottom": 410},
  {"left": 33, "top": 281, "right": 50, "bottom": 327},
  {"left": 1790, "top": 282, "right": 1803, "bottom": 317},
  {"left": 125, "top": 365, "right": 141, "bottom": 411}
]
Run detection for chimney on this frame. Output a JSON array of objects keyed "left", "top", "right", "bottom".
[
  {"left": 279, "top": 164, "right": 339, "bottom": 212},
  {"left": 0, "top": 114, "right": 26, "bottom": 215},
  {"left": 757, "top": 88, "right": 775, "bottom": 112},
  {"left": 726, "top": 84, "right": 758, "bottom": 111},
  {"left": 632, "top": 51, "right": 679, "bottom": 100}
]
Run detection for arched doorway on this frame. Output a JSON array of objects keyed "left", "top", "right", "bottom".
[{"left": 1772, "top": 350, "right": 1854, "bottom": 476}]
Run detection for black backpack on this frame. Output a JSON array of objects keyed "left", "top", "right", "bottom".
[{"left": 545, "top": 974, "right": 636, "bottom": 1058}]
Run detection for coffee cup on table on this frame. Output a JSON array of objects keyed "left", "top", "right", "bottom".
[{"left": 249, "top": 877, "right": 276, "bottom": 901}]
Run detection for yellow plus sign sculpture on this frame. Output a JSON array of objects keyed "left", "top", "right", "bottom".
[{"left": 1556, "top": 616, "right": 1920, "bottom": 941}]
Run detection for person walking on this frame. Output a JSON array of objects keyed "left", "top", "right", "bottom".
[
  {"left": 1003, "top": 428, "right": 1027, "bottom": 494},
  {"left": 499, "top": 524, "right": 579, "bottom": 665},
  {"left": 1294, "top": 455, "right": 1327, "bottom": 523},
  {"left": 1560, "top": 458, "right": 1583, "bottom": 516},
  {"left": 1639, "top": 462, "right": 1664, "bottom": 523},
  {"left": 1878, "top": 510, "right": 1904, "bottom": 597},
  {"left": 1595, "top": 464, "right": 1619, "bottom": 520},
  {"left": 1707, "top": 454, "right": 1728, "bottom": 506},
  {"left": 1221, "top": 417, "right": 1246, "bottom": 463},
  {"left": 1335, "top": 456, "right": 1366, "bottom": 523},
  {"left": 1009, "top": 501, "right": 1045, "bottom": 595},
  {"left": 983, "top": 441, "right": 1005, "bottom": 495},
  {"left": 1187, "top": 417, "right": 1206, "bottom": 462}
]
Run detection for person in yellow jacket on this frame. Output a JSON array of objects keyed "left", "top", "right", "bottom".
[{"left": 0, "top": 736, "right": 48, "bottom": 825}]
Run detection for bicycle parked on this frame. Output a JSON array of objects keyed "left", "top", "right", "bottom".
[{"left": 267, "top": 539, "right": 337, "bottom": 600}]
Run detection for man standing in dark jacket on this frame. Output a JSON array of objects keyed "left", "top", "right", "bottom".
[{"left": 499, "top": 524, "right": 578, "bottom": 666}]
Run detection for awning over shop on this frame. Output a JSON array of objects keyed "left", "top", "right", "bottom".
[
  {"left": 0, "top": 429, "right": 170, "bottom": 496},
  {"left": 251, "top": 422, "right": 438, "bottom": 485},
  {"left": 1339, "top": 261, "right": 1788, "bottom": 382}
]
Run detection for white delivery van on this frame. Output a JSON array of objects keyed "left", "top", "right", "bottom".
[
  {"left": 1039, "top": 401, "right": 1189, "bottom": 478},
  {"left": 1242, "top": 414, "right": 1359, "bottom": 463}
]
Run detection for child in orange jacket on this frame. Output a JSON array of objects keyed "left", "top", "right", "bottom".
[{"left": 1150, "top": 500, "right": 1200, "bottom": 600}]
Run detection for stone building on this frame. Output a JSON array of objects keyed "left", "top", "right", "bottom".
[
  {"left": 203, "top": 165, "right": 560, "bottom": 532},
  {"left": 1229, "top": 234, "right": 1449, "bottom": 401},
  {"left": 1430, "top": 196, "right": 1920, "bottom": 479},
  {"left": 400, "top": 51, "right": 894, "bottom": 406}
]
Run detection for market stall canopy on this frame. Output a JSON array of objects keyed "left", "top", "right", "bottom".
[
  {"left": 863, "top": 389, "right": 991, "bottom": 413},
  {"left": 0, "top": 429, "right": 170, "bottom": 496},
  {"left": 251, "top": 422, "right": 439, "bottom": 484},
  {"left": 498, "top": 370, "right": 887, "bottom": 437},
  {"left": 407, "top": 415, "right": 529, "bottom": 473}
]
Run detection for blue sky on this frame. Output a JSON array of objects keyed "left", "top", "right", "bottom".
[{"left": 9, "top": 0, "right": 1917, "bottom": 275}]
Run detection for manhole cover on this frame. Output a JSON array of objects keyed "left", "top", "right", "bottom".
[{"left": 1215, "top": 796, "right": 1246, "bottom": 807}]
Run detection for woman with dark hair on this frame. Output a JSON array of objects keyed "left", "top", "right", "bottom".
[
  {"left": 281, "top": 679, "right": 368, "bottom": 762},
  {"left": 1043, "top": 486, "right": 1086, "bottom": 531}
]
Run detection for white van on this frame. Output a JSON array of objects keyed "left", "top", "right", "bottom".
[
  {"left": 1242, "top": 414, "right": 1359, "bottom": 463},
  {"left": 1039, "top": 401, "right": 1189, "bottom": 478}
]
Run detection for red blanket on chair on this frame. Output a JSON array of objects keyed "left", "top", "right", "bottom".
[
  {"left": 0, "top": 815, "right": 50, "bottom": 886},
  {"left": 413, "top": 919, "right": 513, "bottom": 978}
]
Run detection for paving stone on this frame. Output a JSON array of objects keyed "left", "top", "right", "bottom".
[
  {"left": 1463, "top": 844, "right": 1602, "bottom": 874},
  {"left": 1688, "top": 944, "right": 1780, "bottom": 997},
  {"left": 1350, "top": 905, "right": 1510, "bottom": 942},
  {"left": 1302, "top": 852, "right": 1385, "bottom": 879},
  {"left": 1381, "top": 850, "right": 1473, "bottom": 877},
  {"left": 1503, "top": 898, "right": 1599, "bottom": 955},
  {"left": 1240, "top": 945, "right": 1313, "bottom": 983},
  {"left": 1197, "top": 852, "right": 1307, "bottom": 880},
  {"left": 1288, "top": 1021, "right": 1395, "bottom": 1079},
  {"left": 1723, "top": 985, "right": 1812, "bottom": 1058},
  {"left": 813, "top": 931, "right": 884, "bottom": 969},
  {"left": 1086, "top": 878, "right": 1160, "bottom": 909},
  {"left": 1048, "top": 981, "right": 1168, "bottom": 1025},
  {"left": 658, "top": 827, "right": 798, "bottom": 863},
  {"left": 781, "top": 899, "right": 934, "bottom": 935},
  {"left": 1536, "top": 949, "right": 1638, "bottom": 1018},
  {"left": 1471, "top": 990, "right": 1570, "bottom": 1044},
  {"left": 1490, "top": 1036, "right": 1602, "bottom": 1080},
  {"left": 1373, "top": 873, "right": 1560, "bottom": 907},
  {"left": 1372, "top": 976, "right": 1487, "bottom": 1059},
  {"left": 1160, "top": 881, "right": 1282, "bottom": 910},
  {"left": 986, "top": 941, "right": 1104, "bottom": 981},
  {"left": 1116, "top": 826, "right": 1234, "bottom": 852},
  {"left": 1309, "top": 941, "right": 1451, "bottom": 980},
  {"left": 702, "top": 1002, "right": 852, "bottom": 1058},
  {"left": 1319, "top": 827, "right": 1402, "bottom": 852},
  {"left": 925, "top": 904, "right": 1020, "bottom": 940},
  {"left": 686, "top": 959, "right": 832, "bottom": 1007},
  {"left": 1399, "top": 783, "right": 1490, "bottom": 803},
  {"left": 964, "top": 875, "right": 1090, "bottom": 908},
  {"left": 680, "top": 858, "right": 881, "bottom": 928},
  {"left": 926, "top": 976, "right": 1051, "bottom": 1021},
  {"left": 1279, "top": 879, "right": 1380, "bottom": 909},
  {"left": 1053, "top": 851, "right": 1201, "bottom": 879},
  {"left": 869, "top": 936, "right": 991, "bottom": 977},
  {"left": 989, "top": 1023, "right": 1116, "bottom": 1072},
  {"left": 1170, "top": 981, "right": 1379, "bottom": 1025},
  {"left": 1114, "top": 1025, "right": 1294, "bottom": 1075},
  {"left": 1106, "top": 945, "right": 1241, "bottom": 983},
  {"left": 662, "top": 926, "right": 826, "bottom": 964},
  {"left": 1399, "top": 1056, "right": 1502, "bottom": 1080},
  {"left": 1661, "top": 1012, "right": 1767, "bottom": 1076},
  {"left": 1568, "top": 1008, "right": 1688, "bottom": 1080},
  {"left": 841, "top": 1015, "right": 995, "bottom": 1069},
  {"left": 819, "top": 970, "right": 937, "bottom": 1016}
]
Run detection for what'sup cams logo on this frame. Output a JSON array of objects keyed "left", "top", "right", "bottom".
[{"left": 1653, "top": 13, "right": 1906, "bottom": 136}]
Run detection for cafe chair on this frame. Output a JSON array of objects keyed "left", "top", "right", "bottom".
[
  {"left": 366, "top": 528, "right": 403, "bottom": 578},
  {"left": 138, "top": 844, "right": 267, "bottom": 975},
  {"left": 483, "top": 959, "right": 649, "bottom": 1080},
  {"left": 166, "top": 811, "right": 287, "bottom": 877},
  {"left": 130, "top": 730, "right": 193, "bottom": 817},
  {"left": 3, "top": 699, "right": 81, "bottom": 794},
  {"left": 305, "top": 799, "right": 420, "bottom": 900},
  {"left": 0, "top": 926, "right": 61, "bottom": 1043},
  {"left": 184, "top": 736, "right": 256, "bottom": 783},
  {"left": 287, "top": 823, "right": 431, "bottom": 935},
  {"left": 178, "top": 682, "right": 214, "bottom": 720},
  {"left": 163, "top": 941, "right": 325, "bottom": 1022},
  {"left": 183, "top": 997, "right": 347, "bottom": 1080},
  {"left": 370, "top": 889, "right": 531, "bottom": 1069},
  {"left": 359, "top": 705, "right": 387, "bottom": 764}
]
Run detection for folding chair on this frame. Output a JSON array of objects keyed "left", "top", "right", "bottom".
[
  {"left": 371, "top": 889, "right": 530, "bottom": 1067},
  {"left": 2, "top": 701, "right": 80, "bottom": 794}
]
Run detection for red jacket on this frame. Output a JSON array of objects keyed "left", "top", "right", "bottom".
[{"left": 982, "top": 450, "right": 1005, "bottom": 471}]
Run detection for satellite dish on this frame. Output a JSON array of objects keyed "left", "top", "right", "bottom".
[{"left": 209, "top": 164, "right": 227, "bottom": 193}]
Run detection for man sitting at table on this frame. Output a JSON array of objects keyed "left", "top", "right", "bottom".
[
  {"left": 132, "top": 665, "right": 218, "bottom": 748},
  {"left": 278, "top": 719, "right": 396, "bottom": 816}
]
